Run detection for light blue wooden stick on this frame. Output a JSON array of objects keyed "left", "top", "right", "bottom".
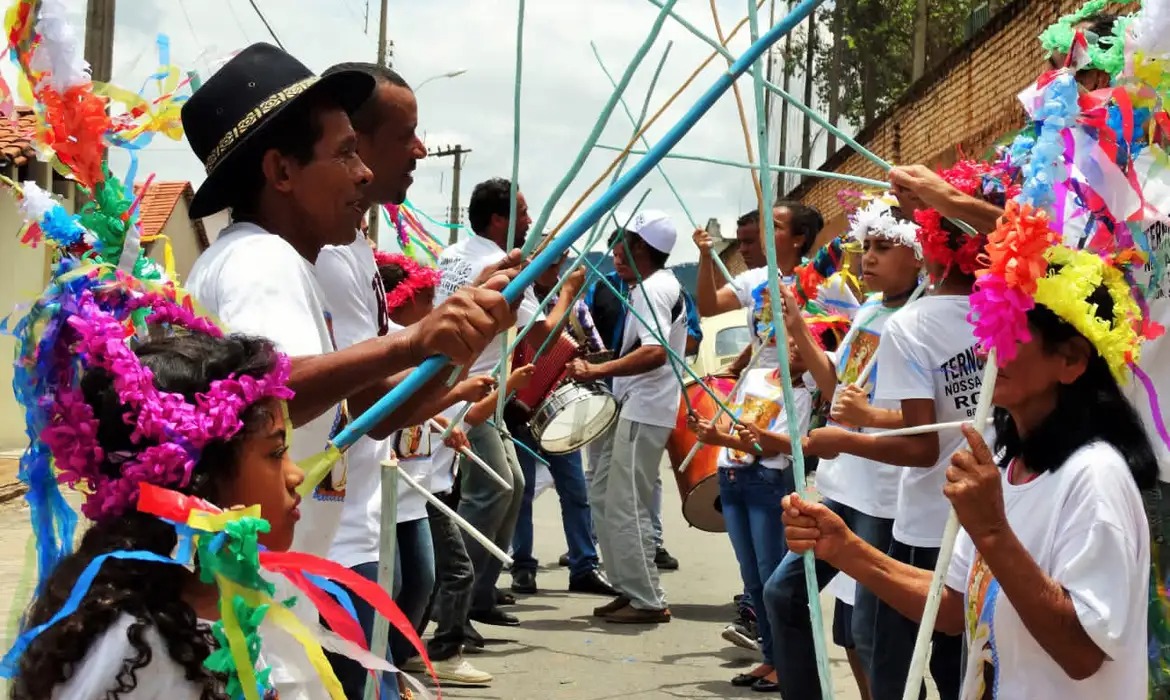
[
  {"left": 523, "top": 0, "right": 683, "bottom": 257},
  {"left": 644, "top": 0, "right": 981, "bottom": 237},
  {"left": 594, "top": 144, "right": 892, "bottom": 189},
  {"left": 591, "top": 42, "right": 737, "bottom": 289},
  {"left": 506, "top": 0, "right": 525, "bottom": 251},
  {"left": 644, "top": 0, "right": 888, "bottom": 173},
  {"left": 747, "top": 1, "right": 834, "bottom": 697},
  {"left": 495, "top": 0, "right": 528, "bottom": 426},
  {"left": 328, "top": 0, "right": 824, "bottom": 457},
  {"left": 583, "top": 41, "right": 672, "bottom": 246},
  {"left": 590, "top": 41, "right": 696, "bottom": 231}
]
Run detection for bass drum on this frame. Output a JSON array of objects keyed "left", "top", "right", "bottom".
[{"left": 666, "top": 374, "right": 737, "bottom": 533}]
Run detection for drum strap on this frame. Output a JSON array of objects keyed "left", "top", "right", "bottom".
[{"left": 621, "top": 291, "right": 685, "bottom": 357}]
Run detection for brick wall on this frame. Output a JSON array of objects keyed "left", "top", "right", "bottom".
[{"left": 791, "top": 0, "right": 1130, "bottom": 244}]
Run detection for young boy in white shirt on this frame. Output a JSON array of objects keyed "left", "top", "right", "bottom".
[{"left": 568, "top": 211, "right": 688, "bottom": 625}]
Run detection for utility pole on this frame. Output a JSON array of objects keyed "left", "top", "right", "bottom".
[
  {"left": 84, "top": 0, "right": 116, "bottom": 84},
  {"left": 368, "top": 0, "right": 391, "bottom": 246},
  {"left": 428, "top": 145, "right": 471, "bottom": 244}
]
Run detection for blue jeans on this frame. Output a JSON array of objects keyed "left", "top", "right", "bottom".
[
  {"left": 763, "top": 499, "right": 893, "bottom": 699},
  {"left": 507, "top": 418, "right": 600, "bottom": 579},
  {"left": 870, "top": 540, "right": 962, "bottom": 700},
  {"left": 327, "top": 518, "right": 436, "bottom": 700},
  {"left": 719, "top": 466, "right": 795, "bottom": 666}
]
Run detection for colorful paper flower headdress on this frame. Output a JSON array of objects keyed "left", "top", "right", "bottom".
[
  {"left": 375, "top": 251, "right": 441, "bottom": 313},
  {"left": 914, "top": 158, "right": 1020, "bottom": 276},
  {"left": 37, "top": 276, "right": 294, "bottom": 523},
  {"left": 846, "top": 193, "right": 922, "bottom": 259},
  {"left": 1039, "top": 0, "right": 1130, "bottom": 78}
]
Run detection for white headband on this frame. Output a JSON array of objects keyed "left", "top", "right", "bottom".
[{"left": 846, "top": 196, "right": 923, "bottom": 260}]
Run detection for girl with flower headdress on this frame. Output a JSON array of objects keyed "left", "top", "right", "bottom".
[
  {"left": 11, "top": 322, "right": 302, "bottom": 699},
  {"left": 761, "top": 192, "right": 924, "bottom": 698}
]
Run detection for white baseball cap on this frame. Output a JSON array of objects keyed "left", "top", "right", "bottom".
[{"left": 629, "top": 209, "right": 676, "bottom": 254}]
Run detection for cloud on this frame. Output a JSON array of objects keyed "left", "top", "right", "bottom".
[{"left": 67, "top": 0, "right": 819, "bottom": 264}]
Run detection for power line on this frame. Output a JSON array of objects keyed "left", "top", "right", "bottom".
[{"left": 246, "top": 0, "right": 286, "bottom": 50}]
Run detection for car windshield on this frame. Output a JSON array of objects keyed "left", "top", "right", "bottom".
[{"left": 715, "top": 326, "right": 751, "bottom": 358}]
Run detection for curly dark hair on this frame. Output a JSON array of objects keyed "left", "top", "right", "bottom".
[{"left": 11, "top": 332, "right": 283, "bottom": 700}]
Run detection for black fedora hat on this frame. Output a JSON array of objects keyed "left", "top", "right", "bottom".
[{"left": 183, "top": 43, "right": 375, "bottom": 219}]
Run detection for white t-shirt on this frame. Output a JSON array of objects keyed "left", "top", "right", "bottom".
[
  {"left": 187, "top": 222, "right": 344, "bottom": 700},
  {"left": 421, "top": 404, "right": 461, "bottom": 496},
  {"left": 716, "top": 367, "right": 813, "bottom": 471},
  {"left": 187, "top": 222, "right": 349, "bottom": 557},
  {"left": 53, "top": 614, "right": 277, "bottom": 699},
  {"left": 815, "top": 298, "right": 903, "bottom": 519},
  {"left": 317, "top": 242, "right": 429, "bottom": 570},
  {"left": 875, "top": 295, "right": 986, "bottom": 547},
  {"left": 946, "top": 442, "right": 1148, "bottom": 700},
  {"left": 434, "top": 235, "right": 544, "bottom": 376},
  {"left": 613, "top": 268, "right": 689, "bottom": 429},
  {"left": 730, "top": 267, "right": 862, "bottom": 370}
]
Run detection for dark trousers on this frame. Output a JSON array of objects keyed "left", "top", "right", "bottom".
[
  {"left": 421, "top": 488, "right": 475, "bottom": 661},
  {"left": 762, "top": 499, "right": 893, "bottom": 699},
  {"left": 870, "top": 539, "right": 963, "bottom": 700}
]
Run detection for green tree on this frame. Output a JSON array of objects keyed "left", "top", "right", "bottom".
[{"left": 783, "top": 0, "right": 983, "bottom": 128}]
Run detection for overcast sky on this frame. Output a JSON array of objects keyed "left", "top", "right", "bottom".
[{"left": 47, "top": 0, "right": 835, "bottom": 264}]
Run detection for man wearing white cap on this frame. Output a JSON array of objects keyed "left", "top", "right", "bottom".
[{"left": 569, "top": 210, "right": 688, "bottom": 624}]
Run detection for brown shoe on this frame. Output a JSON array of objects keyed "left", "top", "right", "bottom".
[
  {"left": 592, "top": 595, "right": 630, "bottom": 617},
  {"left": 604, "top": 605, "right": 671, "bottom": 624}
]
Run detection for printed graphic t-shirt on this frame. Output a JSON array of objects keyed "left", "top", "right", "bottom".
[
  {"left": 317, "top": 241, "right": 430, "bottom": 571},
  {"left": 874, "top": 295, "right": 985, "bottom": 547},
  {"left": 716, "top": 367, "right": 813, "bottom": 471},
  {"left": 814, "top": 297, "right": 903, "bottom": 519},
  {"left": 433, "top": 235, "right": 544, "bottom": 376},
  {"left": 946, "top": 442, "right": 1148, "bottom": 700}
]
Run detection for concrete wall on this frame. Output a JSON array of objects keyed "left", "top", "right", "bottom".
[
  {"left": 790, "top": 0, "right": 1099, "bottom": 243},
  {"left": 146, "top": 198, "right": 205, "bottom": 285},
  {"left": 0, "top": 184, "right": 51, "bottom": 452}
]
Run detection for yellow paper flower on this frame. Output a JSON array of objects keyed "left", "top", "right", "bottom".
[{"left": 1033, "top": 247, "right": 1144, "bottom": 382}]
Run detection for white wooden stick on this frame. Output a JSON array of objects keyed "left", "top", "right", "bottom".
[
  {"left": 396, "top": 468, "right": 514, "bottom": 566},
  {"left": 364, "top": 457, "right": 399, "bottom": 700},
  {"left": 901, "top": 352, "right": 998, "bottom": 700},
  {"left": 869, "top": 420, "right": 966, "bottom": 438},
  {"left": 427, "top": 419, "right": 512, "bottom": 492}
]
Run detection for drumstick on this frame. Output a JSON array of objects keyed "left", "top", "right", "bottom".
[
  {"left": 397, "top": 468, "right": 514, "bottom": 567},
  {"left": 427, "top": 419, "right": 513, "bottom": 492},
  {"left": 868, "top": 420, "right": 965, "bottom": 438}
]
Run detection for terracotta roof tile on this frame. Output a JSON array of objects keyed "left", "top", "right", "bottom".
[
  {"left": 132, "top": 180, "right": 193, "bottom": 240},
  {"left": 0, "top": 107, "right": 38, "bottom": 167}
]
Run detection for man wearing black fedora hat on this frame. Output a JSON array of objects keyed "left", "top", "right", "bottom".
[{"left": 183, "top": 43, "right": 518, "bottom": 699}]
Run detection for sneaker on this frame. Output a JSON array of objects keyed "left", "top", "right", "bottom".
[
  {"left": 605, "top": 605, "right": 672, "bottom": 624},
  {"left": 428, "top": 656, "right": 493, "bottom": 686},
  {"left": 722, "top": 622, "right": 760, "bottom": 651},
  {"left": 654, "top": 547, "right": 679, "bottom": 570}
]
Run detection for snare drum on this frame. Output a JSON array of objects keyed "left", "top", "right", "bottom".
[
  {"left": 666, "top": 374, "right": 737, "bottom": 533},
  {"left": 512, "top": 334, "right": 618, "bottom": 455}
]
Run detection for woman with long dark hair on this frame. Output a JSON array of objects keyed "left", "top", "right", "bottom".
[{"left": 783, "top": 260, "right": 1155, "bottom": 699}]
